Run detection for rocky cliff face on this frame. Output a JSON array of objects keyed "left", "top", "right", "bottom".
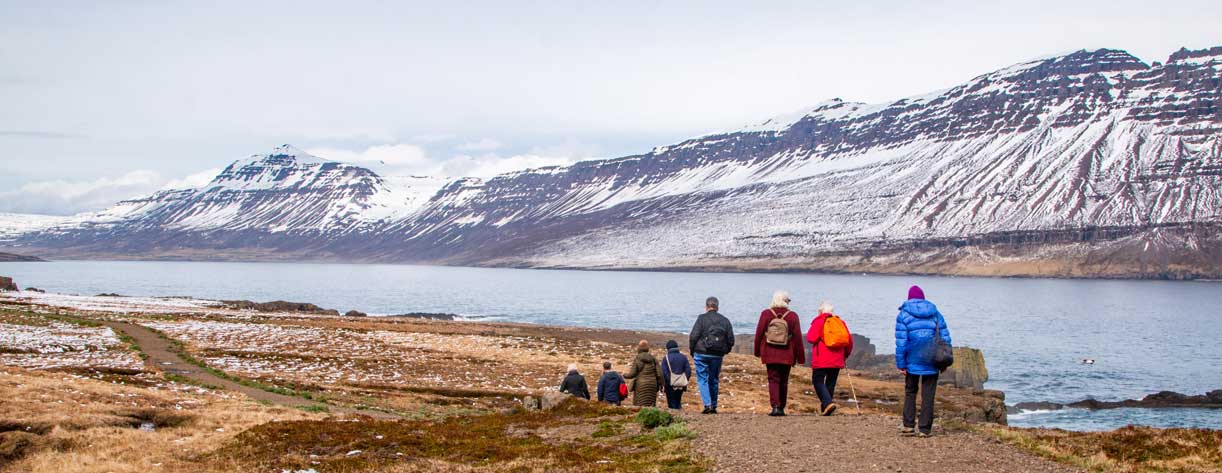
[{"left": 3, "top": 47, "right": 1221, "bottom": 278}]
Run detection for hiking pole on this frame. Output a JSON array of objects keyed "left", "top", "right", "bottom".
[{"left": 843, "top": 368, "right": 863, "bottom": 415}]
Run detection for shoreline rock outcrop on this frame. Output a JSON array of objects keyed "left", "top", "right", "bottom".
[
  {"left": 0, "top": 252, "right": 44, "bottom": 262},
  {"left": 221, "top": 300, "right": 340, "bottom": 316},
  {"left": 0, "top": 277, "right": 18, "bottom": 292},
  {"left": 1008, "top": 389, "right": 1222, "bottom": 413}
]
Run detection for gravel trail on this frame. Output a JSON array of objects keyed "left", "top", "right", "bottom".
[{"left": 686, "top": 412, "right": 1079, "bottom": 472}]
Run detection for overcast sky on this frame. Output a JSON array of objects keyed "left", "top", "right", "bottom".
[{"left": 2, "top": 0, "right": 1219, "bottom": 215}]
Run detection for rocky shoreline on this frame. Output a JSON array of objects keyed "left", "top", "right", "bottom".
[
  {"left": 1010, "top": 390, "right": 1222, "bottom": 413},
  {"left": 0, "top": 251, "right": 44, "bottom": 262}
]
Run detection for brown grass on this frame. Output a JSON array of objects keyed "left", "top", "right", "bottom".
[
  {"left": 0, "top": 365, "right": 320, "bottom": 472},
  {"left": 987, "top": 425, "right": 1222, "bottom": 473}
]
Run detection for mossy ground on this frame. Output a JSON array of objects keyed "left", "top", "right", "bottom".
[{"left": 211, "top": 398, "right": 706, "bottom": 472}]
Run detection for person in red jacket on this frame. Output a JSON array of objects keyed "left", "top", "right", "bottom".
[
  {"left": 807, "top": 301, "right": 854, "bottom": 415},
  {"left": 754, "top": 290, "right": 805, "bottom": 416}
]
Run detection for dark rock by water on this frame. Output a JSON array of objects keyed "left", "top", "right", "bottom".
[
  {"left": 0, "top": 277, "right": 17, "bottom": 292},
  {"left": 344, "top": 310, "right": 368, "bottom": 317},
  {"left": 221, "top": 300, "right": 340, "bottom": 315},
  {"left": 1067, "top": 390, "right": 1222, "bottom": 409},
  {"left": 23, "top": 287, "right": 44, "bottom": 293}
]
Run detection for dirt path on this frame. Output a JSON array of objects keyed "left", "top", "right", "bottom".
[
  {"left": 687, "top": 412, "right": 1079, "bottom": 473},
  {"left": 104, "top": 320, "right": 397, "bottom": 419}
]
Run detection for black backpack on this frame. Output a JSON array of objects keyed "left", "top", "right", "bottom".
[
  {"left": 932, "top": 318, "right": 954, "bottom": 371},
  {"left": 703, "top": 322, "right": 731, "bottom": 355}
]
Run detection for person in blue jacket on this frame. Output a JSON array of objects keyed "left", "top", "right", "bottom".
[
  {"left": 596, "top": 361, "right": 626, "bottom": 406},
  {"left": 895, "top": 285, "right": 952, "bottom": 437},
  {"left": 660, "top": 339, "right": 692, "bottom": 410}
]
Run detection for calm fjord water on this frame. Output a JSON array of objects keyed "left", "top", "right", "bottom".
[{"left": 2, "top": 260, "right": 1219, "bottom": 431}]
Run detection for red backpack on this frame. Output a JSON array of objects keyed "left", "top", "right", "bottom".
[{"left": 618, "top": 381, "right": 628, "bottom": 397}]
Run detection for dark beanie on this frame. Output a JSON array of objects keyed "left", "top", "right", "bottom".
[
  {"left": 908, "top": 285, "right": 925, "bottom": 300},
  {"left": 665, "top": 339, "right": 679, "bottom": 350}
]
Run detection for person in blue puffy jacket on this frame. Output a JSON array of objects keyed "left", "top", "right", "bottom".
[{"left": 895, "top": 285, "right": 951, "bottom": 437}]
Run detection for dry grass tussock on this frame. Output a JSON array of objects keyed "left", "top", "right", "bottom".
[
  {"left": 988, "top": 425, "right": 1222, "bottom": 473},
  {"left": 0, "top": 365, "right": 320, "bottom": 472}
]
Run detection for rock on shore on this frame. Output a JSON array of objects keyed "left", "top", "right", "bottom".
[
  {"left": 221, "top": 300, "right": 340, "bottom": 315},
  {"left": 1067, "top": 390, "right": 1222, "bottom": 409},
  {"left": 1008, "top": 389, "right": 1222, "bottom": 413},
  {"left": 0, "top": 276, "right": 17, "bottom": 292}
]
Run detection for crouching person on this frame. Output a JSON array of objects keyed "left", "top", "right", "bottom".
[{"left": 559, "top": 363, "right": 590, "bottom": 399}]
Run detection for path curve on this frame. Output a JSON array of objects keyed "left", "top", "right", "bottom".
[
  {"left": 104, "top": 320, "right": 397, "bottom": 419},
  {"left": 686, "top": 412, "right": 1080, "bottom": 473}
]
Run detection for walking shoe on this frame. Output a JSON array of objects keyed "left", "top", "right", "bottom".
[
  {"left": 917, "top": 431, "right": 932, "bottom": 438},
  {"left": 899, "top": 427, "right": 916, "bottom": 436},
  {"left": 709, "top": 407, "right": 718, "bottom": 414},
  {"left": 768, "top": 407, "right": 779, "bottom": 416},
  {"left": 777, "top": 408, "right": 786, "bottom": 417},
  {"left": 701, "top": 407, "right": 712, "bottom": 414},
  {"left": 821, "top": 403, "right": 838, "bottom": 416}
]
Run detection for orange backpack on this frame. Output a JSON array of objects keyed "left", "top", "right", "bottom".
[{"left": 822, "top": 314, "right": 851, "bottom": 349}]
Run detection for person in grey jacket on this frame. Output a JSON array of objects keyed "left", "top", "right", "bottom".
[{"left": 689, "top": 296, "right": 734, "bottom": 414}]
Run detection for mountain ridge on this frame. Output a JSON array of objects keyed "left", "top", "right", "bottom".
[{"left": 3, "top": 46, "right": 1220, "bottom": 279}]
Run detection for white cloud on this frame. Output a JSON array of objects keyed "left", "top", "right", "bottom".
[
  {"left": 455, "top": 138, "right": 503, "bottom": 152},
  {"left": 163, "top": 168, "right": 221, "bottom": 190},
  {"left": 309, "top": 139, "right": 597, "bottom": 179},
  {"left": 0, "top": 170, "right": 163, "bottom": 215},
  {"left": 439, "top": 153, "right": 578, "bottom": 178},
  {"left": 0, "top": 168, "right": 225, "bottom": 216},
  {"left": 307, "top": 144, "right": 432, "bottom": 171},
  {"left": 527, "top": 137, "right": 602, "bottom": 161}
]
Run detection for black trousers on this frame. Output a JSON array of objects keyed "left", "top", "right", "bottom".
[
  {"left": 903, "top": 372, "right": 939, "bottom": 433},
  {"left": 811, "top": 368, "right": 840, "bottom": 409},
  {"left": 664, "top": 385, "right": 684, "bottom": 409}
]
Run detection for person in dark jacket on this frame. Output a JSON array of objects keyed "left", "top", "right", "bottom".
[
  {"left": 596, "top": 361, "right": 626, "bottom": 405},
  {"left": 559, "top": 363, "right": 590, "bottom": 400},
  {"left": 807, "top": 301, "right": 854, "bottom": 415},
  {"left": 753, "top": 290, "right": 805, "bottom": 416},
  {"left": 660, "top": 339, "right": 691, "bottom": 410},
  {"left": 624, "top": 340, "right": 664, "bottom": 407},
  {"left": 895, "top": 285, "right": 952, "bottom": 437},
  {"left": 689, "top": 296, "right": 734, "bottom": 414}
]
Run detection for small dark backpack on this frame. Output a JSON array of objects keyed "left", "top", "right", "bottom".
[{"left": 932, "top": 318, "right": 954, "bottom": 371}]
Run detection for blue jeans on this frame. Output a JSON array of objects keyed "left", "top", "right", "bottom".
[{"left": 693, "top": 353, "right": 723, "bottom": 409}]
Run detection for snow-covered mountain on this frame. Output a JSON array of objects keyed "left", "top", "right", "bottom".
[{"left": 4, "top": 47, "right": 1220, "bottom": 278}]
